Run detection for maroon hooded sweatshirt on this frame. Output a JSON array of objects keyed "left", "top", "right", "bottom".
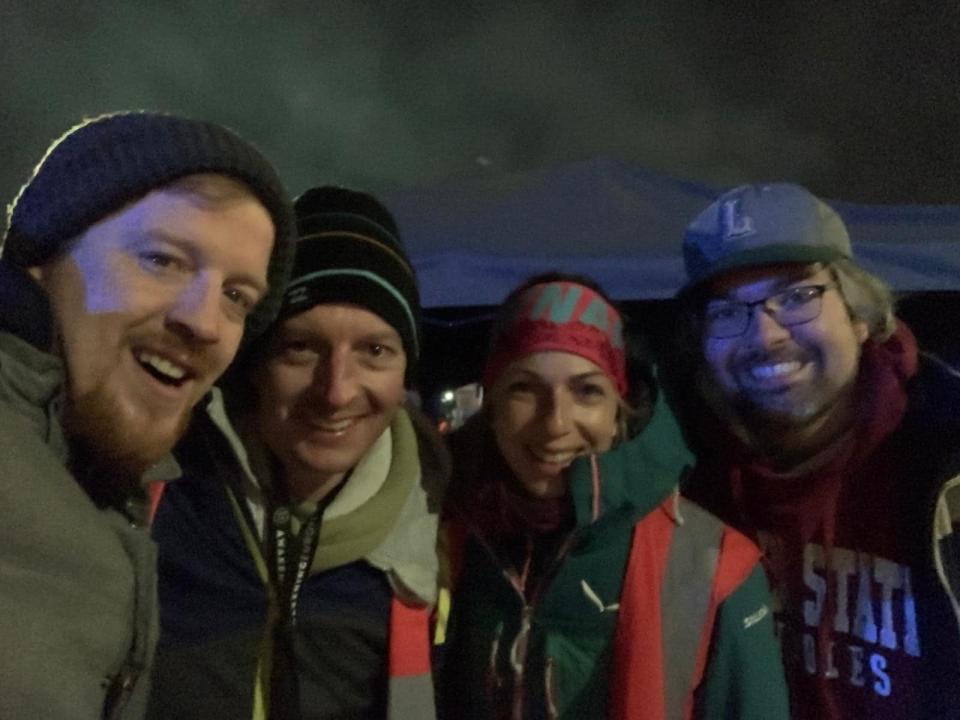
[{"left": 688, "top": 323, "right": 924, "bottom": 720}]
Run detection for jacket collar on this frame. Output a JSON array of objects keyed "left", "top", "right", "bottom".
[
  {"left": 201, "top": 392, "right": 443, "bottom": 605},
  {"left": 0, "top": 329, "right": 64, "bottom": 421},
  {"left": 569, "top": 390, "right": 692, "bottom": 525}
]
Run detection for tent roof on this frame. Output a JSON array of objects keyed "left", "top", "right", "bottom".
[{"left": 386, "top": 157, "right": 960, "bottom": 308}]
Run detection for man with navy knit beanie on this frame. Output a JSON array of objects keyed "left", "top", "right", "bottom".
[
  {"left": 149, "top": 186, "right": 447, "bottom": 720},
  {"left": 0, "top": 111, "right": 294, "bottom": 720}
]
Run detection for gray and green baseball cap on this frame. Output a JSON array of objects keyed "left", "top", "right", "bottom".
[{"left": 681, "top": 183, "right": 851, "bottom": 291}]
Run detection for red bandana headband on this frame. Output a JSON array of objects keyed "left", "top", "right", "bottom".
[{"left": 482, "top": 281, "right": 628, "bottom": 397}]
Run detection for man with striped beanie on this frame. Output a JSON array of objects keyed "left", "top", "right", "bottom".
[
  {"left": 150, "top": 186, "right": 447, "bottom": 720},
  {"left": 0, "top": 111, "right": 294, "bottom": 720}
]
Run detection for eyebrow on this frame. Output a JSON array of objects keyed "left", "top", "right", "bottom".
[
  {"left": 571, "top": 371, "right": 607, "bottom": 382},
  {"left": 361, "top": 332, "right": 402, "bottom": 344},
  {"left": 277, "top": 327, "right": 402, "bottom": 345},
  {"left": 347, "top": 331, "right": 403, "bottom": 348},
  {"left": 709, "top": 275, "right": 821, "bottom": 303},
  {"left": 140, "top": 228, "right": 270, "bottom": 297}
]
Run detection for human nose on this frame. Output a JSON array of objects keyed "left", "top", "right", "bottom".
[
  {"left": 744, "top": 301, "right": 791, "bottom": 347},
  {"left": 166, "top": 272, "right": 222, "bottom": 344},
  {"left": 541, "top": 389, "right": 572, "bottom": 437},
  {"left": 314, "top": 347, "right": 358, "bottom": 408}
]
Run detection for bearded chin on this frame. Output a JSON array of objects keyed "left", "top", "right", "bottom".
[
  {"left": 696, "top": 367, "right": 826, "bottom": 447},
  {"left": 62, "top": 384, "right": 190, "bottom": 509},
  {"left": 735, "top": 391, "right": 824, "bottom": 428}
]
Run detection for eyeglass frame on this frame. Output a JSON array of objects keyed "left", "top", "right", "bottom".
[{"left": 701, "top": 283, "right": 840, "bottom": 339}]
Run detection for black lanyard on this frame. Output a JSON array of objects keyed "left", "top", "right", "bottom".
[
  {"left": 267, "top": 479, "right": 345, "bottom": 625},
  {"left": 265, "top": 494, "right": 329, "bottom": 720}
]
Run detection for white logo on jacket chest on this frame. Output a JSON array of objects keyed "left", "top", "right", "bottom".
[{"left": 580, "top": 579, "right": 620, "bottom": 612}]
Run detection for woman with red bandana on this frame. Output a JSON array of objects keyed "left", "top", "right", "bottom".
[{"left": 437, "top": 273, "right": 788, "bottom": 720}]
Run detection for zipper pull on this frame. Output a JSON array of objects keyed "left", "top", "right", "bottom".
[
  {"left": 509, "top": 606, "right": 533, "bottom": 720},
  {"left": 510, "top": 606, "right": 532, "bottom": 675},
  {"left": 544, "top": 657, "right": 559, "bottom": 720},
  {"left": 486, "top": 621, "right": 505, "bottom": 694}
]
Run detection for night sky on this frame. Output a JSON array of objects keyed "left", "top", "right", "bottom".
[{"left": 2, "top": 1, "right": 959, "bottom": 208}]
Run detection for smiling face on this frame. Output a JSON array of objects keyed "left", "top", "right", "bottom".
[
  {"left": 700, "top": 263, "right": 869, "bottom": 446},
  {"left": 33, "top": 174, "right": 275, "bottom": 480},
  {"left": 488, "top": 351, "right": 620, "bottom": 499},
  {"left": 250, "top": 303, "right": 407, "bottom": 501}
]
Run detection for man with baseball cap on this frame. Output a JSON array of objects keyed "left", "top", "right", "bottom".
[
  {"left": 148, "top": 186, "right": 446, "bottom": 720},
  {"left": 0, "top": 111, "right": 294, "bottom": 719},
  {"left": 672, "top": 183, "right": 960, "bottom": 718}
]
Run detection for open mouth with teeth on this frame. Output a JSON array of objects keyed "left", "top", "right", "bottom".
[
  {"left": 749, "top": 360, "right": 804, "bottom": 381},
  {"left": 735, "top": 356, "right": 812, "bottom": 395},
  {"left": 528, "top": 448, "right": 578, "bottom": 467},
  {"left": 308, "top": 418, "right": 357, "bottom": 434},
  {"left": 136, "top": 350, "right": 190, "bottom": 388}
]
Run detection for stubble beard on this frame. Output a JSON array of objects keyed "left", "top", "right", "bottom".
[
  {"left": 735, "top": 384, "right": 827, "bottom": 429},
  {"left": 698, "top": 363, "right": 840, "bottom": 451},
  {"left": 728, "top": 374, "right": 860, "bottom": 466}
]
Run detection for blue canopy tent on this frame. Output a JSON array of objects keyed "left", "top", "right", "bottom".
[
  {"left": 387, "top": 156, "right": 960, "bottom": 307},
  {"left": 384, "top": 157, "right": 960, "bottom": 396}
]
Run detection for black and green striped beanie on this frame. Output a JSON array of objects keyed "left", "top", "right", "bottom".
[{"left": 283, "top": 186, "right": 421, "bottom": 386}]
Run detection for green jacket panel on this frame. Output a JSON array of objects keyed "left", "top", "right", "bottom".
[
  {"left": 535, "top": 505, "right": 642, "bottom": 718},
  {"left": 0, "top": 330, "right": 157, "bottom": 720},
  {"left": 695, "top": 565, "right": 790, "bottom": 720}
]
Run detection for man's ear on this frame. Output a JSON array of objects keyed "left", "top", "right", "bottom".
[
  {"left": 27, "top": 265, "right": 44, "bottom": 283},
  {"left": 854, "top": 319, "right": 870, "bottom": 344}
]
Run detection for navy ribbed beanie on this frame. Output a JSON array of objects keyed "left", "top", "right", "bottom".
[{"left": 2, "top": 111, "right": 296, "bottom": 340}]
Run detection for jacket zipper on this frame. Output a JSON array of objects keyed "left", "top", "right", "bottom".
[
  {"left": 510, "top": 605, "right": 533, "bottom": 720},
  {"left": 544, "top": 657, "right": 559, "bottom": 720},
  {"left": 468, "top": 528, "right": 579, "bottom": 719}
]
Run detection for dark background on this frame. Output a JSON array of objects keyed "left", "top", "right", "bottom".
[{"left": 2, "top": 1, "right": 959, "bottom": 206}]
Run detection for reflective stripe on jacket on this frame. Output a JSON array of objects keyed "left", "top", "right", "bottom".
[{"left": 611, "top": 495, "right": 769, "bottom": 720}]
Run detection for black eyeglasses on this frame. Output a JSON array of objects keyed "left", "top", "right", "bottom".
[{"left": 703, "top": 284, "right": 839, "bottom": 339}]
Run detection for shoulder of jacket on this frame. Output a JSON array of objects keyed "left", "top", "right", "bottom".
[{"left": 675, "top": 496, "right": 763, "bottom": 599}]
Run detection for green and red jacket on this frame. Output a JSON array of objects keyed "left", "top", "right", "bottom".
[{"left": 440, "top": 394, "right": 789, "bottom": 719}]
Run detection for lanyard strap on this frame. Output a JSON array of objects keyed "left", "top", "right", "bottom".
[
  {"left": 267, "top": 478, "right": 346, "bottom": 625},
  {"left": 271, "top": 506, "right": 321, "bottom": 624}
]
